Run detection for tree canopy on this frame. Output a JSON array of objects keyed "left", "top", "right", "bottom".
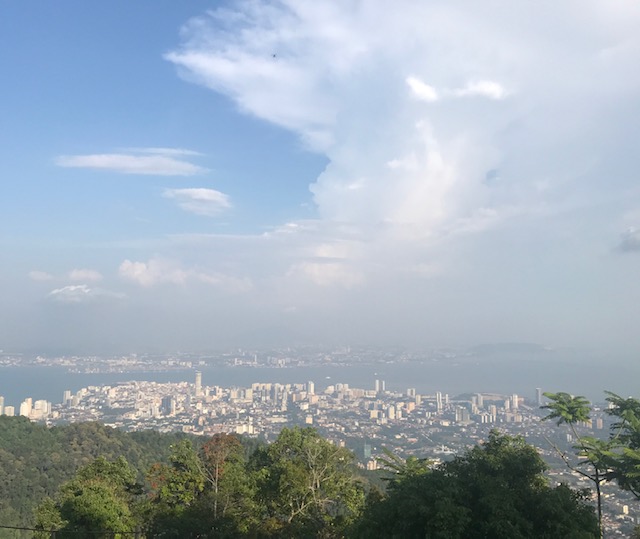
[{"left": 356, "top": 431, "right": 599, "bottom": 539}]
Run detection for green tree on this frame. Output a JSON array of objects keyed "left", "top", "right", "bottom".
[
  {"left": 253, "top": 427, "right": 365, "bottom": 537},
  {"left": 33, "top": 497, "right": 66, "bottom": 539},
  {"left": 145, "top": 439, "right": 207, "bottom": 537},
  {"left": 355, "top": 431, "right": 599, "bottom": 539},
  {"left": 35, "top": 456, "right": 141, "bottom": 538},
  {"left": 200, "top": 433, "right": 258, "bottom": 536},
  {"left": 541, "top": 392, "right": 610, "bottom": 537}
]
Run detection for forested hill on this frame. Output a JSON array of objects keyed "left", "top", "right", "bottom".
[
  {"left": 0, "top": 416, "right": 186, "bottom": 534},
  {"left": 0, "top": 417, "right": 600, "bottom": 538}
]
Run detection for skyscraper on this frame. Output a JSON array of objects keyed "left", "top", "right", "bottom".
[
  {"left": 19, "top": 398, "right": 33, "bottom": 418},
  {"left": 536, "top": 387, "right": 543, "bottom": 406},
  {"left": 195, "top": 371, "right": 203, "bottom": 397},
  {"left": 161, "top": 395, "right": 176, "bottom": 416}
]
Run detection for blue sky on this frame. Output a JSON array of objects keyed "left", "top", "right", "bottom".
[{"left": 2, "top": 1, "right": 640, "bottom": 354}]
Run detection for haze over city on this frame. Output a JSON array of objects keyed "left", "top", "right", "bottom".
[{"left": 2, "top": 1, "right": 639, "bottom": 355}]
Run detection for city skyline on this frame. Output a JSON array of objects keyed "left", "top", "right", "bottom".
[{"left": 2, "top": 2, "right": 640, "bottom": 354}]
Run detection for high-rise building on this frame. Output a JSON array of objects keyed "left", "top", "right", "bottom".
[
  {"left": 0, "top": 395, "right": 4, "bottom": 415},
  {"left": 363, "top": 442, "right": 372, "bottom": 460},
  {"left": 19, "top": 398, "right": 32, "bottom": 418},
  {"left": 489, "top": 404, "right": 498, "bottom": 421},
  {"left": 4, "top": 406, "right": 15, "bottom": 416},
  {"left": 307, "top": 381, "right": 315, "bottom": 395},
  {"left": 536, "top": 387, "right": 543, "bottom": 406},
  {"left": 63, "top": 390, "right": 72, "bottom": 406},
  {"left": 195, "top": 371, "right": 203, "bottom": 397},
  {"left": 161, "top": 396, "right": 176, "bottom": 416},
  {"left": 32, "top": 400, "right": 51, "bottom": 419},
  {"left": 436, "top": 391, "right": 443, "bottom": 412},
  {"left": 455, "top": 406, "right": 470, "bottom": 424},
  {"left": 476, "top": 393, "right": 484, "bottom": 408},
  {"left": 374, "top": 379, "right": 380, "bottom": 393},
  {"left": 512, "top": 393, "right": 519, "bottom": 410},
  {"left": 388, "top": 405, "right": 396, "bottom": 420}
]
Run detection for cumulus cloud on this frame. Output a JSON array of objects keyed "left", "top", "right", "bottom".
[
  {"left": 163, "top": 188, "right": 231, "bottom": 216},
  {"left": 28, "top": 270, "right": 53, "bottom": 281},
  {"left": 119, "top": 257, "right": 251, "bottom": 292},
  {"left": 163, "top": 0, "right": 640, "bottom": 298},
  {"left": 69, "top": 268, "right": 103, "bottom": 282},
  {"left": 56, "top": 148, "right": 207, "bottom": 176},
  {"left": 47, "top": 285, "right": 125, "bottom": 304}
]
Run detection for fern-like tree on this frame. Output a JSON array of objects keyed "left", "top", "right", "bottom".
[
  {"left": 541, "top": 392, "right": 610, "bottom": 538},
  {"left": 604, "top": 392, "right": 640, "bottom": 497}
]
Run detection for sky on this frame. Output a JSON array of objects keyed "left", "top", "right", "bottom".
[{"left": 1, "top": 1, "right": 640, "bottom": 355}]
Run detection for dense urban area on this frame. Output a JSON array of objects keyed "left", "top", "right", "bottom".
[{"left": 1, "top": 347, "right": 638, "bottom": 536}]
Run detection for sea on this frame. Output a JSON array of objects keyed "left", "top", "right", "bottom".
[{"left": 0, "top": 348, "right": 637, "bottom": 408}]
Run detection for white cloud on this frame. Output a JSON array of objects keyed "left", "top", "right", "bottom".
[
  {"left": 119, "top": 258, "right": 184, "bottom": 287},
  {"left": 453, "top": 80, "right": 508, "bottom": 100},
  {"left": 156, "top": 0, "right": 640, "bottom": 345},
  {"left": 406, "top": 76, "right": 439, "bottom": 102},
  {"left": 119, "top": 257, "right": 251, "bottom": 292},
  {"left": 122, "top": 147, "right": 203, "bottom": 157},
  {"left": 162, "top": 188, "right": 231, "bottom": 216},
  {"left": 47, "top": 285, "right": 125, "bottom": 304},
  {"left": 56, "top": 148, "right": 207, "bottom": 176},
  {"left": 69, "top": 268, "right": 103, "bottom": 282},
  {"left": 28, "top": 270, "right": 54, "bottom": 281}
]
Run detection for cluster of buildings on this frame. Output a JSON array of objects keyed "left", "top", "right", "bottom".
[
  {"left": 0, "top": 395, "right": 51, "bottom": 419},
  {"left": 0, "top": 370, "right": 637, "bottom": 535}
]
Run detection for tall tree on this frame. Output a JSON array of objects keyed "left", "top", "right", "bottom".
[
  {"left": 541, "top": 392, "right": 610, "bottom": 537},
  {"left": 200, "top": 433, "right": 259, "bottom": 536},
  {"left": 145, "top": 439, "right": 207, "bottom": 537},
  {"left": 253, "top": 427, "right": 365, "bottom": 537}
]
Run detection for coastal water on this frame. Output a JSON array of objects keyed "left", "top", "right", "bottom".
[{"left": 1, "top": 351, "right": 637, "bottom": 408}]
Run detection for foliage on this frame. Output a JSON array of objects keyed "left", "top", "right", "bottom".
[
  {"left": 355, "top": 431, "right": 599, "bottom": 539},
  {"left": 377, "top": 447, "right": 432, "bottom": 488},
  {"left": 200, "top": 433, "right": 258, "bottom": 535},
  {"left": 0, "top": 416, "right": 184, "bottom": 531},
  {"left": 541, "top": 392, "right": 591, "bottom": 426},
  {"left": 35, "top": 457, "right": 141, "bottom": 538},
  {"left": 4, "top": 417, "right": 608, "bottom": 539},
  {"left": 541, "top": 391, "right": 610, "bottom": 537},
  {"left": 252, "top": 427, "right": 366, "bottom": 537}
]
